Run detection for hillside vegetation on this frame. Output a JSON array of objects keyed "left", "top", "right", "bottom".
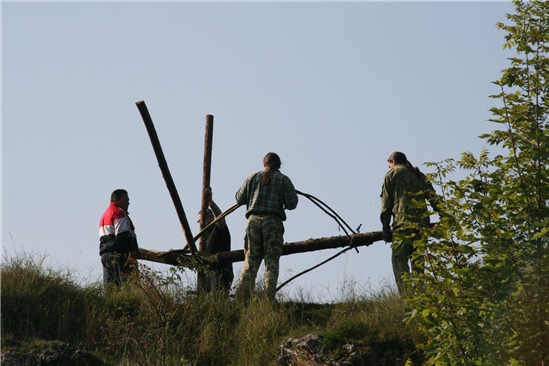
[
  {"left": 1, "top": 251, "right": 425, "bottom": 365},
  {"left": 3, "top": 1, "right": 549, "bottom": 365},
  {"left": 401, "top": 1, "right": 549, "bottom": 364}
]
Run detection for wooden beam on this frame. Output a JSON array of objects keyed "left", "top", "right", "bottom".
[
  {"left": 135, "top": 100, "right": 198, "bottom": 256},
  {"left": 137, "top": 230, "right": 384, "bottom": 266},
  {"left": 199, "top": 114, "right": 214, "bottom": 251},
  {"left": 197, "top": 114, "right": 214, "bottom": 291}
]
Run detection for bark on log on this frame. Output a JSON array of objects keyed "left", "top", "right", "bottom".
[
  {"left": 199, "top": 115, "right": 214, "bottom": 251},
  {"left": 136, "top": 100, "right": 198, "bottom": 255},
  {"left": 197, "top": 114, "right": 214, "bottom": 291},
  {"left": 137, "top": 230, "right": 384, "bottom": 266}
]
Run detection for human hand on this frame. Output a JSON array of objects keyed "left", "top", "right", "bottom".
[
  {"left": 127, "top": 251, "right": 137, "bottom": 261},
  {"left": 382, "top": 229, "right": 393, "bottom": 243},
  {"left": 204, "top": 187, "right": 212, "bottom": 203}
]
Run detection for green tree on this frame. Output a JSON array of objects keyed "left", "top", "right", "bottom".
[{"left": 405, "top": 1, "right": 549, "bottom": 365}]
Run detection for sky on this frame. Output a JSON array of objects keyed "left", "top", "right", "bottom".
[{"left": 2, "top": 1, "right": 515, "bottom": 302}]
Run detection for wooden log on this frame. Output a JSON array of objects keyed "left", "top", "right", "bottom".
[
  {"left": 197, "top": 114, "right": 214, "bottom": 291},
  {"left": 137, "top": 230, "right": 384, "bottom": 266},
  {"left": 199, "top": 114, "right": 214, "bottom": 250},
  {"left": 135, "top": 101, "right": 198, "bottom": 256}
]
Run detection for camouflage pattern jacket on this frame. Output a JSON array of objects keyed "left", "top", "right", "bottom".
[{"left": 380, "top": 165, "right": 434, "bottom": 231}]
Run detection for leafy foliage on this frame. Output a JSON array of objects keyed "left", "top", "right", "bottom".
[{"left": 405, "top": 1, "right": 549, "bottom": 365}]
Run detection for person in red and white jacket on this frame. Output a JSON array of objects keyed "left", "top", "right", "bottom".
[{"left": 99, "top": 189, "right": 138, "bottom": 286}]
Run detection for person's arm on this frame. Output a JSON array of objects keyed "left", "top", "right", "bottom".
[
  {"left": 127, "top": 250, "right": 137, "bottom": 260},
  {"left": 210, "top": 198, "right": 227, "bottom": 228},
  {"left": 114, "top": 212, "right": 136, "bottom": 253},
  {"left": 422, "top": 175, "right": 441, "bottom": 214},
  {"left": 127, "top": 234, "right": 138, "bottom": 260},
  {"left": 203, "top": 187, "right": 227, "bottom": 228},
  {"left": 380, "top": 176, "right": 394, "bottom": 243},
  {"left": 283, "top": 176, "right": 299, "bottom": 211},
  {"left": 380, "top": 174, "right": 393, "bottom": 231},
  {"left": 235, "top": 176, "right": 251, "bottom": 207}
]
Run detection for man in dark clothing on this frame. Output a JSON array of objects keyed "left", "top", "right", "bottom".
[
  {"left": 99, "top": 189, "right": 138, "bottom": 286},
  {"left": 199, "top": 188, "right": 234, "bottom": 291}
]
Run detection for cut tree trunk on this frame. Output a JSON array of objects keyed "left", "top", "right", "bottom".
[{"left": 137, "top": 230, "right": 383, "bottom": 266}]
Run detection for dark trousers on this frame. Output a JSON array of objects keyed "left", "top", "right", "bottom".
[{"left": 101, "top": 252, "right": 136, "bottom": 286}]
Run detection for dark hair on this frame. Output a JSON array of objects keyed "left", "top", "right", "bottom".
[
  {"left": 198, "top": 209, "right": 214, "bottom": 218},
  {"left": 388, "top": 151, "right": 421, "bottom": 179},
  {"left": 111, "top": 189, "right": 128, "bottom": 202},
  {"left": 262, "top": 152, "right": 281, "bottom": 186}
]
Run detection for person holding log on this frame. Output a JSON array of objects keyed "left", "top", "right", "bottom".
[
  {"left": 199, "top": 187, "right": 234, "bottom": 291},
  {"left": 235, "top": 152, "right": 299, "bottom": 302},
  {"left": 380, "top": 151, "right": 438, "bottom": 294},
  {"left": 99, "top": 189, "right": 139, "bottom": 287}
]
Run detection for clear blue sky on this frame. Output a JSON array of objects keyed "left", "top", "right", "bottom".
[{"left": 2, "top": 1, "right": 514, "bottom": 301}]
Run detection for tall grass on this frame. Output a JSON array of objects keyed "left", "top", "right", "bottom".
[
  {"left": 1, "top": 251, "right": 102, "bottom": 347},
  {"left": 1, "top": 251, "right": 426, "bottom": 365}
]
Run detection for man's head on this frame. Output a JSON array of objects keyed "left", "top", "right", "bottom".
[
  {"left": 387, "top": 151, "right": 407, "bottom": 170},
  {"left": 111, "top": 189, "right": 130, "bottom": 211},
  {"left": 197, "top": 209, "right": 214, "bottom": 225},
  {"left": 263, "top": 152, "right": 281, "bottom": 170}
]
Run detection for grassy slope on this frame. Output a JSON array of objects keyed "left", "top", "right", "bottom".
[{"left": 1, "top": 252, "right": 426, "bottom": 365}]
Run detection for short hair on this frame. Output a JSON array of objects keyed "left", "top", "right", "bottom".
[{"left": 111, "top": 189, "right": 128, "bottom": 202}]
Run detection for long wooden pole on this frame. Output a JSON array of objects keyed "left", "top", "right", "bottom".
[
  {"left": 199, "top": 115, "right": 214, "bottom": 251},
  {"left": 197, "top": 115, "right": 214, "bottom": 291},
  {"left": 137, "top": 230, "right": 383, "bottom": 266},
  {"left": 135, "top": 100, "right": 198, "bottom": 256}
]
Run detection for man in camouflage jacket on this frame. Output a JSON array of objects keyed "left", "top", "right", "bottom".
[{"left": 381, "top": 157, "right": 436, "bottom": 293}]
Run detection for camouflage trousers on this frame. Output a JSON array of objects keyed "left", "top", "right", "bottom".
[
  {"left": 391, "top": 229, "right": 424, "bottom": 294},
  {"left": 236, "top": 214, "right": 284, "bottom": 302}
]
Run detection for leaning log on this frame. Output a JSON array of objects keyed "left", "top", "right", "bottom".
[
  {"left": 136, "top": 101, "right": 198, "bottom": 256},
  {"left": 137, "top": 230, "right": 384, "bottom": 266}
]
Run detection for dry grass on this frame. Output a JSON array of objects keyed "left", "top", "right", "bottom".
[{"left": 2, "top": 251, "right": 425, "bottom": 365}]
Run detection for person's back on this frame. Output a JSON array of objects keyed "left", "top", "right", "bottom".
[
  {"left": 381, "top": 164, "right": 427, "bottom": 230},
  {"left": 199, "top": 188, "right": 234, "bottom": 291},
  {"left": 235, "top": 152, "right": 298, "bottom": 302},
  {"left": 205, "top": 223, "right": 231, "bottom": 253},
  {"left": 206, "top": 220, "right": 233, "bottom": 290},
  {"left": 236, "top": 169, "right": 298, "bottom": 221}
]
